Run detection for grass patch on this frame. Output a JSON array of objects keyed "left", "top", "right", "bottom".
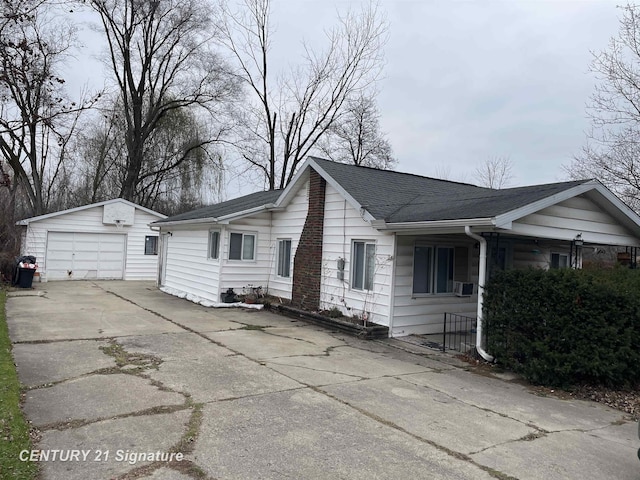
[
  {"left": 239, "top": 324, "right": 266, "bottom": 331},
  {"left": 99, "top": 342, "right": 162, "bottom": 371},
  {"left": 0, "top": 290, "right": 39, "bottom": 480}
]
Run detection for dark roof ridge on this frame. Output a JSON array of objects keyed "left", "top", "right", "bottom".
[
  {"left": 496, "top": 178, "right": 592, "bottom": 192},
  {"left": 308, "top": 156, "right": 488, "bottom": 189}
]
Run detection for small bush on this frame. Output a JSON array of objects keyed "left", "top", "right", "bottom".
[{"left": 484, "top": 267, "right": 640, "bottom": 389}]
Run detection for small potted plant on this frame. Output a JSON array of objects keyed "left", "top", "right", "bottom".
[
  {"left": 222, "top": 288, "right": 237, "bottom": 303},
  {"left": 241, "top": 284, "right": 263, "bottom": 304}
]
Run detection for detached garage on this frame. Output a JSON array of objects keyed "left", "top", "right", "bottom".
[{"left": 17, "top": 199, "right": 166, "bottom": 282}]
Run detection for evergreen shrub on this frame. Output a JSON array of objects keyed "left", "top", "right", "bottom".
[{"left": 484, "top": 267, "right": 640, "bottom": 388}]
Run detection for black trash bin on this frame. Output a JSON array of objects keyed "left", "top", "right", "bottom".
[
  {"left": 17, "top": 268, "right": 35, "bottom": 288},
  {"left": 12, "top": 255, "right": 37, "bottom": 288}
]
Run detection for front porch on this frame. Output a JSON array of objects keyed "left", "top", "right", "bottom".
[
  {"left": 397, "top": 312, "right": 480, "bottom": 354},
  {"left": 388, "top": 231, "right": 581, "bottom": 338}
]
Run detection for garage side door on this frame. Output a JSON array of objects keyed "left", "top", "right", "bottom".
[{"left": 46, "top": 232, "right": 126, "bottom": 280}]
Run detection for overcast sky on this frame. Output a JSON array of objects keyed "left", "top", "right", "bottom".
[
  {"left": 375, "top": 0, "right": 620, "bottom": 187},
  {"left": 69, "top": 0, "right": 623, "bottom": 196}
]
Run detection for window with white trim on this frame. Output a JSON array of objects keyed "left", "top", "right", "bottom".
[
  {"left": 229, "top": 232, "right": 256, "bottom": 260},
  {"left": 208, "top": 230, "right": 220, "bottom": 260},
  {"left": 277, "top": 239, "right": 292, "bottom": 277},
  {"left": 413, "top": 245, "right": 454, "bottom": 294},
  {"left": 550, "top": 252, "right": 569, "bottom": 269},
  {"left": 352, "top": 240, "right": 375, "bottom": 291}
]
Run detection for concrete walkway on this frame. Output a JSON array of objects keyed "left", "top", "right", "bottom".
[{"left": 6, "top": 281, "right": 638, "bottom": 480}]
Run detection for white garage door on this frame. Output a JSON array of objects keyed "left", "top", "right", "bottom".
[{"left": 46, "top": 232, "right": 126, "bottom": 281}]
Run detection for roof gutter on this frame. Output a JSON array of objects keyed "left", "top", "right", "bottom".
[
  {"left": 373, "top": 217, "right": 495, "bottom": 231},
  {"left": 464, "top": 226, "right": 494, "bottom": 362}
]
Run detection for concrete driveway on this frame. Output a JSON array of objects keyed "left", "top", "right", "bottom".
[{"left": 6, "top": 281, "right": 639, "bottom": 480}]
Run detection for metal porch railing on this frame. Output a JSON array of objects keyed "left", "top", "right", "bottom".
[{"left": 442, "top": 313, "right": 478, "bottom": 353}]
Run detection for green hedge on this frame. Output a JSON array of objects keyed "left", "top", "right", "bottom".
[{"left": 484, "top": 267, "right": 640, "bottom": 388}]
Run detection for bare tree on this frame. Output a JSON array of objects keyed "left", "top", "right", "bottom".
[
  {"left": 566, "top": 4, "right": 640, "bottom": 210},
  {"left": 217, "top": 0, "right": 388, "bottom": 190},
  {"left": 71, "top": 96, "right": 223, "bottom": 214},
  {"left": 569, "top": 130, "right": 640, "bottom": 209},
  {"left": 134, "top": 105, "right": 224, "bottom": 213},
  {"left": 71, "top": 106, "right": 126, "bottom": 205},
  {"left": 0, "top": 160, "right": 20, "bottom": 280},
  {"left": 317, "top": 92, "right": 395, "bottom": 169},
  {"left": 0, "top": 0, "right": 94, "bottom": 216},
  {"left": 89, "top": 0, "right": 237, "bottom": 204},
  {"left": 475, "top": 156, "right": 514, "bottom": 189}
]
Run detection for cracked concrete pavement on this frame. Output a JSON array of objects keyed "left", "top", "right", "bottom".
[{"left": 5, "top": 281, "right": 639, "bottom": 479}]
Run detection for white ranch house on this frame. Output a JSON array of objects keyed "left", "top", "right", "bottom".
[
  {"left": 153, "top": 157, "right": 640, "bottom": 349},
  {"left": 18, "top": 199, "right": 166, "bottom": 282}
]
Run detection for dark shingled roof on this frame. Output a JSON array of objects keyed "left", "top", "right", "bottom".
[
  {"left": 155, "top": 158, "right": 591, "bottom": 225},
  {"left": 310, "top": 157, "right": 589, "bottom": 222},
  {"left": 155, "top": 189, "right": 282, "bottom": 223}
]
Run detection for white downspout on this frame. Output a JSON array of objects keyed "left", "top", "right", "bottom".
[{"left": 464, "top": 226, "right": 494, "bottom": 362}]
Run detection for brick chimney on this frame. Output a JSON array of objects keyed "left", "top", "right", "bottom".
[{"left": 291, "top": 168, "right": 326, "bottom": 310}]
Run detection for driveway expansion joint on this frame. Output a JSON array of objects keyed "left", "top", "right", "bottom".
[
  {"left": 313, "top": 385, "right": 519, "bottom": 480},
  {"left": 469, "top": 430, "right": 550, "bottom": 455},
  {"left": 396, "top": 374, "right": 548, "bottom": 432},
  {"left": 266, "top": 360, "right": 367, "bottom": 381},
  {"left": 37, "top": 403, "right": 195, "bottom": 432}
]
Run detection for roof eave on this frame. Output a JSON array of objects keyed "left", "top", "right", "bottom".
[
  {"left": 217, "top": 203, "right": 275, "bottom": 222},
  {"left": 16, "top": 198, "right": 166, "bottom": 225},
  {"left": 152, "top": 203, "right": 276, "bottom": 227},
  {"left": 374, "top": 217, "right": 495, "bottom": 232},
  {"left": 152, "top": 217, "right": 221, "bottom": 227},
  {"left": 493, "top": 181, "right": 597, "bottom": 228}
]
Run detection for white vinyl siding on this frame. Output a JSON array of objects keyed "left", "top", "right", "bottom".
[
  {"left": 268, "top": 181, "right": 309, "bottom": 298},
  {"left": 162, "top": 219, "right": 275, "bottom": 302},
  {"left": 218, "top": 215, "right": 272, "bottom": 293},
  {"left": 124, "top": 210, "right": 166, "bottom": 280},
  {"left": 392, "top": 235, "right": 477, "bottom": 337},
  {"left": 162, "top": 228, "right": 221, "bottom": 302},
  {"left": 319, "top": 184, "right": 394, "bottom": 326},
  {"left": 20, "top": 202, "right": 163, "bottom": 282},
  {"left": 512, "top": 194, "right": 638, "bottom": 246}
]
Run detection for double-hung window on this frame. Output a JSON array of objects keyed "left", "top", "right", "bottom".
[
  {"left": 413, "top": 245, "right": 454, "bottom": 294},
  {"left": 352, "top": 241, "right": 375, "bottom": 291},
  {"left": 277, "top": 239, "right": 292, "bottom": 277},
  {"left": 229, "top": 232, "right": 256, "bottom": 260},
  {"left": 208, "top": 230, "right": 220, "bottom": 260}
]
